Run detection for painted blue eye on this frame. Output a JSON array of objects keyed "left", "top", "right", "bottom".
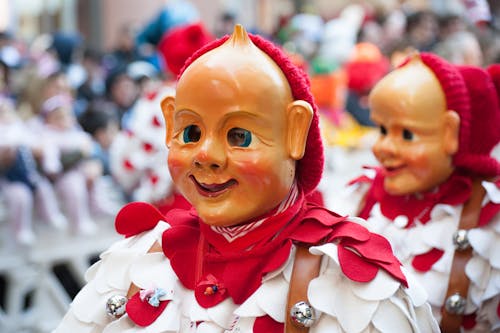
[
  {"left": 402, "top": 129, "right": 414, "bottom": 141},
  {"left": 227, "top": 128, "right": 252, "bottom": 147},
  {"left": 182, "top": 125, "right": 201, "bottom": 143},
  {"left": 379, "top": 125, "right": 387, "bottom": 136}
]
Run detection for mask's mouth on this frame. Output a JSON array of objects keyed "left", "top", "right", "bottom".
[
  {"left": 190, "top": 175, "right": 238, "bottom": 197},
  {"left": 382, "top": 164, "right": 405, "bottom": 176}
]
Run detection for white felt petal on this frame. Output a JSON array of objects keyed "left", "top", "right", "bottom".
[
  {"left": 255, "top": 276, "right": 288, "bottom": 322},
  {"left": 233, "top": 288, "right": 267, "bottom": 318},
  {"left": 189, "top": 299, "right": 211, "bottom": 323},
  {"left": 372, "top": 299, "right": 412, "bottom": 332},
  {"left": 308, "top": 270, "right": 342, "bottom": 317},
  {"left": 84, "top": 260, "right": 102, "bottom": 282},
  {"left": 351, "top": 268, "right": 400, "bottom": 301},
  {"left": 400, "top": 267, "right": 428, "bottom": 307},
  {"left": 129, "top": 252, "right": 176, "bottom": 296},
  {"left": 102, "top": 315, "right": 135, "bottom": 333},
  {"left": 469, "top": 228, "right": 495, "bottom": 259},
  {"left": 483, "top": 180, "right": 500, "bottom": 203},
  {"left": 412, "top": 302, "right": 440, "bottom": 332},
  {"left": 483, "top": 270, "right": 500, "bottom": 300},
  {"left": 311, "top": 270, "right": 380, "bottom": 333},
  {"left": 143, "top": 302, "right": 181, "bottom": 333},
  {"left": 70, "top": 281, "right": 112, "bottom": 324},
  {"left": 100, "top": 250, "right": 139, "bottom": 291},
  {"left": 412, "top": 269, "right": 448, "bottom": 307},
  {"left": 227, "top": 317, "right": 255, "bottom": 333},
  {"left": 309, "top": 243, "right": 340, "bottom": 266},
  {"left": 54, "top": 309, "right": 103, "bottom": 333},
  {"left": 310, "top": 314, "right": 343, "bottom": 333},
  {"left": 466, "top": 256, "right": 490, "bottom": 290},
  {"left": 333, "top": 285, "right": 378, "bottom": 333},
  {"left": 206, "top": 299, "right": 238, "bottom": 329}
]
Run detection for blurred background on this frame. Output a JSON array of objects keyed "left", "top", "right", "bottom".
[{"left": 0, "top": 0, "right": 498, "bottom": 332}]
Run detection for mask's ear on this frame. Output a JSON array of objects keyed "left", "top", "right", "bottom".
[
  {"left": 286, "top": 100, "right": 313, "bottom": 160},
  {"left": 160, "top": 95, "right": 176, "bottom": 147},
  {"left": 443, "top": 110, "right": 460, "bottom": 155}
]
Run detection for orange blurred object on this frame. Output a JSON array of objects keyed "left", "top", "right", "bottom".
[{"left": 310, "top": 69, "right": 347, "bottom": 112}]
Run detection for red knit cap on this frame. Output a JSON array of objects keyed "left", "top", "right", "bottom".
[
  {"left": 418, "top": 52, "right": 500, "bottom": 177},
  {"left": 158, "top": 23, "right": 214, "bottom": 77},
  {"left": 178, "top": 30, "right": 324, "bottom": 195}
]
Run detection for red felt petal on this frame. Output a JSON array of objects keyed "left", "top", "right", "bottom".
[
  {"left": 262, "top": 241, "right": 292, "bottom": 274},
  {"left": 305, "top": 206, "right": 345, "bottom": 227},
  {"left": 253, "top": 315, "right": 283, "bottom": 333},
  {"left": 152, "top": 115, "right": 161, "bottom": 127},
  {"left": 462, "top": 312, "right": 477, "bottom": 329},
  {"left": 329, "top": 221, "right": 371, "bottom": 242},
  {"left": 411, "top": 248, "right": 444, "bottom": 272},
  {"left": 377, "top": 259, "right": 407, "bottom": 287},
  {"left": 123, "top": 159, "right": 135, "bottom": 171},
  {"left": 115, "top": 202, "right": 166, "bottom": 237},
  {"left": 150, "top": 174, "right": 159, "bottom": 185},
  {"left": 338, "top": 245, "right": 378, "bottom": 282},
  {"left": 126, "top": 292, "right": 169, "bottom": 327},
  {"left": 479, "top": 202, "right": 500, "bottom": 227},
  {"left": 342, "top": 232, "right": 395, "bottom": 263},
  {"left": 194, "top": 274, "right": 227, "bottom": 308},
  {"left": 143, "top": 142, "right": 154, "bottom": 152}
]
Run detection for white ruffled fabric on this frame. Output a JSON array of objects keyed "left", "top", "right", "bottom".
[
  {"left": 327, "top": 177, "right": 500, "bottom": 332},
  {"left": 109, "top": 86, "right": 176, "bottom": 203},
  {"left": 53, "top": 218, "right": 438, "bottom": 333}
]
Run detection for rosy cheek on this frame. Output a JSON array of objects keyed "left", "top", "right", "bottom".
[
  {"left": 168, "top": 156, "right": 188, "bottom": 179},
  {"left": 234, "top": 159, "right": 282, "bottom": 190}
]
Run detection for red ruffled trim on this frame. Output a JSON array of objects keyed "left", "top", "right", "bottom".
[
  {"left": 358, "top": 169, "right": 472, "bottom": 226},
  {"left": 126, "top": 292, "right": 169, "bottom": 327},
  {"left": 115, "top": 202, "right": 167, "bottom": 238},
  {"left": 114, "top": 193, "right": 408, "bottom": 311},
  {"left": 161, "top": 196, "right": 407, "bottom": 308},
  {"left": 253, "top": 315, "right": 283, "bottom": 333},
  {"left": 411, "top": 248, "right": 445, "bottom": 272},
  {"left": 462, "top": 312, "right": 477, "bottom": 329},
  {"left": 479, "top": 179, "right": 500, "bottom": 226}
]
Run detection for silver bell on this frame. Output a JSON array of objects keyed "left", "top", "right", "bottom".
[
  {"left": 290, "top": 301, "right": 316, "bottom": 328},
  {"left": 106, "top": 295, "right": 128, "bottom": 318},
  {"left": 452, "top": 229, "right": 470, "bottom": 251},
  {"left": 444, "top": 293, "right": 466, "bottom": 315}
]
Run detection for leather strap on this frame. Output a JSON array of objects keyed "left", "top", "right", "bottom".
[
  {"left": 440, "top": 179, "right": 486, "bottom": 333},
  {"left": 285, "top": 245, "right": 322, "bottom": 333}
]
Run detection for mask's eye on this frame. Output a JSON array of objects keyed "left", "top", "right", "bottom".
[
  {"left": 379, "top": 125, "right": 387, "bottom": 136},
  {"left": 227, "top": 128, "right": 252, "bottom": 147},
  {"left": 182, "top": 125, "right": 201, "bottom": 143},
  {"left": 402, "top": 129, "right": 414, "bottom": 141}
]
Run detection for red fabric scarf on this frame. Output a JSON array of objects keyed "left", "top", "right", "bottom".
[
  {"left": 358, "top": 168, "right": 473, "bottom": 227},
  {"left": 115, "top": 192, "right": 409, "bottom": 329},
  {"left": 161, "top": 189, "right": 407, "bottom": 309}
]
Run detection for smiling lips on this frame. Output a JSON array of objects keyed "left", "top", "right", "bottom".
[
  {"left": 383, "top": 165, "right": 405, "bottom": 176},
  {"left": 190, "top": 175, "right": 238, "bottom": 197}
]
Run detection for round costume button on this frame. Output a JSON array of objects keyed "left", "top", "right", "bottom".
[
  {"left": 106, "top": 295, "right": 128, "bottom": 318},
  {"left": 452, "top": 229, "right": 470, "bottom": 251},
  {"left": 290, "top": 301, "right": 316, "bottom": 328},
  {"left": 444, "top": 293, "right": 466, "bottom": 314}
]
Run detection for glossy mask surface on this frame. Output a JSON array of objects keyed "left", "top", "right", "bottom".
[
  {"left": 369, "top": 56, "right": 459, "bottom": 196},
  {"left": 163, "top": 26, "right": 310, "bottom": 227}
]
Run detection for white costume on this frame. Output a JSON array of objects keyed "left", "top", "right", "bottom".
[{"left": 324, "top": 169, "right": 500, "bottom": 332}]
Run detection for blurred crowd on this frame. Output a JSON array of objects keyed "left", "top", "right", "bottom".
[{"left": 0, "top": 0, "right": 499, "bottom": 246}]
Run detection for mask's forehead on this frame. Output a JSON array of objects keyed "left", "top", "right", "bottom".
[
  {"left": 177, "top": 25, "right": 293, "bottom": 104},
  {"left": 370, "top": 56, "right": 447, "bottom": 122}
]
